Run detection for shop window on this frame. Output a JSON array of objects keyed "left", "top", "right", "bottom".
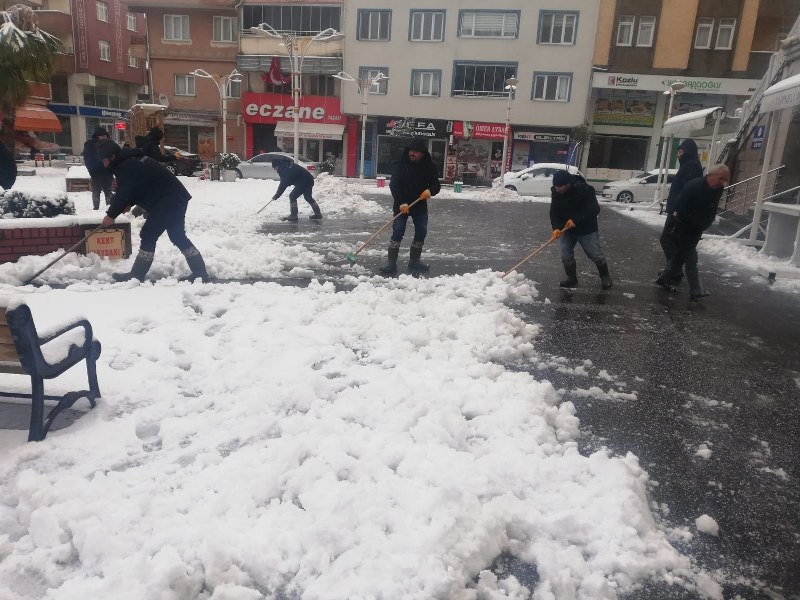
[
  {"left": 587, "top": 135, "right": 649, "bottom": 170},
  {"left": 175, "top": 74, "right": 195, "bottom": 96},
  {"left": 637, "top": 17, "right": 656, "bottom": 47},
  {"left": 164, "top": 14, "right": 190, "bottom": 41},
  {"left": 358, "top": 10, "right": 391, "bottom": 41},
  {"left": 452, "top": 62, "right": 518, "bottom": 97},
  {"left": 96, "top": 1, "right": 108, "bottom": 23},
  {"left": 99, "top": 41, "right": 111, "bottom": 62},
  {"left": 716, "top": 18, "right": 736, "bottom": 50},
  {"left": 359, "top": 67, "right": 389, "bottom": 94},
  {"left": 616, "top": 15, "right": 634, "bottom": 46},
  {"left": 242, "top": 5, "right": 341, "bottom": 36},
  {"left": 538, "top": 11, "right": 577, "bottom": 45},
  {"left": 213, "top": 16, "right": 236, "bottom": 42},
  {"left": 410, "top": 10, "right": 445, "bottom": 42},
  {"left": 411, "top": 70, "right": 441, "bottom": 97},
  {"left": 459, "top": 11, "right": 519, "bottom": 38},
  {"left": 695, "top": 18, "right": 714, "bottom": 49},
  {"left": 532, "top": 73, "right": 571, "bottom": 102},
  {"left": 127, "top": 12, "right": 136, "bottom": 31}
]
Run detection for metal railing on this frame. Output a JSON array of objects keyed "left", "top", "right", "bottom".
[{"left": 720, "top": 165, "right": 784, "bottom": 217}]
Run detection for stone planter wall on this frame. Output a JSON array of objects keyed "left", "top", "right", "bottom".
[{"left": 0, "top": 221, "right": 132, "bottom": 264}]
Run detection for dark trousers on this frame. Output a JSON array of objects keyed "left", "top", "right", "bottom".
[
  {"left": 139, "top": 200, "right": 193, "bottom": 254},
  {"left": 663, "top": 225, "right": 702, "bottom": 290},
  {"left": 91, "top": 173, "right": 113, "bottom": 210},
  {"left": 660, "top": 213, "right": 679, "bottom": 263},
  {"left": 289, "top": 183, "right": 315, "bottom": 207},
  {"left": 391, "top": 205, "right": 428, "bottom": 243}
]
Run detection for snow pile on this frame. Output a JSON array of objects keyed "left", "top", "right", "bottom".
[
  {"left": 311, "top": 173, "right": 385, "bottom": 217},
  {"left": 695, "top": 515, "right": 720, "bottom": 536},
  {"left": 66, "top": 165, "right": 89, "bottom": 179}
]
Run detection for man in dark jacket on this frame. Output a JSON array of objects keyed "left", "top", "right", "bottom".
[
  {"left": 271, "top": 159, "right": 322, "bottom": 221},
  {"left": 96, "top": 139, "right": 210, "bottom": 283},
  {"left": 137, "top": 127, "right": 173, "bottom": 163},
  {"left": 659, "top": 138, "right": 704, "bottom": 283},
  {"left": 381, "top": 138, "right": 441, "bottom": 274},
  {"left": 0, "top": 141, "right": 17, "bottom": 190},
  {"left": 82, "top": 127, "right": 113, "bottom": 210},
  {"left": 656, "top": 164, "right": 730, "bottom": 299},
  {"left": 550, "top": 170, "right": 613, "bottom": 289}
]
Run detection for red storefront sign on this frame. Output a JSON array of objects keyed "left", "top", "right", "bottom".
[
  {"left": 452, "top": 121, "right": 507, "bottom": 140},
  {"left": 242, "top": 92, "right": 345, "bottom": 125}
]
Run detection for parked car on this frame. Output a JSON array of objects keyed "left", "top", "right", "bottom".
[
  {"left": 163, "top": 146, "right": 202, "bottom": 176},
  {"left": 235, "top": 152, "right": 317, "bottom": 180},
  {"left": 500, "top": 163, "right": 584, "bottom": 196},
  {"left": 601, "top": 169, "right": 678, "bottom": 203}
]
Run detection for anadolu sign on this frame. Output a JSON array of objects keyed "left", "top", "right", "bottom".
[{"left": 242, "top": 92, "right": 345, "bottom": 125}]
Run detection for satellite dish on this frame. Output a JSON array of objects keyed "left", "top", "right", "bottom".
[{"left": 158, "top": 93, "right": 170, "bottom": 108}]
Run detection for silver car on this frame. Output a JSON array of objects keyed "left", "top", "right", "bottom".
[
  {"left": 235, "top": 152, "right": 317, "bottom": 180},
  {"left": 601, "top": 169, "right": 677, "bottom": 203}
]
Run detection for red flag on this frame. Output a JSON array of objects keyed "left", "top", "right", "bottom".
[{"left": 267, "top": 57, "right": 290, "bottom": 85}]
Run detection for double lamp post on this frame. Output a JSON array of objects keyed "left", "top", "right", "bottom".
[{"left": 189, "top": 68, "right": 242, "bottom": 155}]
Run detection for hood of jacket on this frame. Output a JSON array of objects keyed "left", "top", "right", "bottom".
[{"left": 678, "top": 139, "right": 699, "bottom": 163}]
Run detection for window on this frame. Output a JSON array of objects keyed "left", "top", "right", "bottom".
[
  {"left": 532, "top": 73, "right": 571, "bottom": 102},
  {"left": 98, "top": 40, "right": 111, "bottom": 62},
  {"left": 410, "top": 10, "right": 445, "bottom": 41},
  {"left": 242, "top": 5, "right": 341, "bottom": 35},
  {"left": 127, "top": 12, "right": 136, "bottom": 31},
  {"left": 128, "top": 50, "right": 138, "bottom": 68},
  {"left": 164, "top": 15, "right": 190, "bottom": 41},
  {"left": 175, "top": 74, "right": 195, "bottom": 96},
  {"left": 307, "top": 75, "right": 335, "bottom": 96},
  {"left": 538, "top": 11, "right": 577, "bottom": 44},
  {"left": 96, "top": 1, "right": 108, "bottom": 22},
  {"left": 452, "top": 62, "right": 518, "bottom": 97},
  {"left": 716, "top": 18, "right": 736, "bottom": 49},
  {"left": 695, "top": 17, "right": 714, "bottom": 48},
  {"left": 616, "top": 15, "right": 634, "bottom": 46},
  {"left": 213, "top": 16, "right": 236, "bottom": 42},
  {"left": 359, "top": 67, "right": 389, "bottom": 94},
  {"left": 637, "top": 16, "right": 656, "bottom": 46},
  {"left": 358, "top": 10, "right": 391, "bottom": 41},
  {"left": 227, "top": 78, "right": 241, "bottom": 99},
  {"left": 459, "top": 11, "right": 519, "bottom": 38},
  {"left": 411, "top": 70, "right": 441, "bottom": 96}
]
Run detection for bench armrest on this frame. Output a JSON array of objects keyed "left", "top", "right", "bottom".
[{"left": 39, "top": 319, "right": 94, "bottom": 348}]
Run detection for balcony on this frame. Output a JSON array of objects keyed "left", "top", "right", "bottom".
[
  {"left": 35, "top": 10, "right": 72, "bottom": 35},
  {"left": 746, "top": 51, "right": 774, "bottom": 79},
  {"left": 130, "top": 35, "right": 147, "bottom": 60},
  {"left": 238, "top": 34, "right": 343, "bottom": 74},
  {"left": 55, "top": 51, "right": 75, "bottom": 75},
  {"left": 239, "top": 34, "right": 344, "bottom": 58}
]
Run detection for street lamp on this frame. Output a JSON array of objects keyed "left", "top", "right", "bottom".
[
  {"left": 250, "top": 23, "right": 344, "bottom": 162},
  {"left": 500, "top": 76, "right": 519, "bottom": 184},
  {"left": 190, "top": 68, "right": 242, "bottom": 155},
  {"left": 333, "top": 70, "right": 389, "bottom": 184},
  {"left": 654, "top": 81, "right": 686, "bottom": 207}
]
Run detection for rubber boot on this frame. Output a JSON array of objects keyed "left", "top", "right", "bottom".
[
  {"left": 559, "top": 259, "right": 578, "bottom": 288},
  {"left": 308, "top": 200, "right": 323, "bottom": 220},
  {"left": 655, "top": 271, "right": 677, "bottom": 292},
  {"left": 379, "top": 244, "right": 400, "bottom": 275},
  {"left": 282, "top": 201, "right": 299, "bottom": 222},
  {"left": 113, "top": 250, "right": 154, "bottom": 282},
  {"left": 597, "top": 262, "right": 613, "bottom": 290},
  {"left": 686, "top": 264, "right": 709, "bottom": 300},
  {"left": 408, "top": 241, "right": 429, "bottom": 273},
  {"left": 179, "top": 246, "right": 211, "bottom": 283}
]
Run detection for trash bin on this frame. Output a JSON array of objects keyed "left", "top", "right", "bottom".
[
  {"left": 376, "top": 176, "right": 386, "bottom": 188},
  {"left": 210, "top": 164, "right": 221, "bottom": 181},
  {"left": 453, "top": 181, "right": 463, "bottom": 193}
]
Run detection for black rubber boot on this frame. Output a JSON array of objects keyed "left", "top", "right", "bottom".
[
  {"left": 113, "top": 251, "right": 154, "bottom": 282},
  {"left": 282, "top": 201, "right": 299, "bottom": 222},
  {"left": 308, "top": 200, "right": 323, "bottom": 220},
  {"left": 655, "top": 271, "right": 677, "bottom": 292},
  {"left": 597, "top": 262, "right": 613, "bottom": 290},
  {"left": 180, "top": 246, "right": 211, "bottom": 283},
  {"left": 408, "top": 241, "right": 429, "bottom": 273},
  {"left": 559, "top": 259, "right": 578, "bottom": 288},
  {"left": 379, "top": 245, "right": 400, "bottom": 275},
  {"left": 686, "top": 265, "right": 709, "bottom": 300}
]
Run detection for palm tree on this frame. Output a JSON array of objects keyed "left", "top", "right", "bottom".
[{"left": 0, "top": 5, "right": 62, "bottom": 152}]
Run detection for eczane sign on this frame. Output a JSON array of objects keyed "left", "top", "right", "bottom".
[{"left": 242, "top": 92, "right": 345, "bottom": 125}]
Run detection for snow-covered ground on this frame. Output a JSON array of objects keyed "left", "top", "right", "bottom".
[{"left": 0, "top": 168, "right": 790, "bottom": 598}]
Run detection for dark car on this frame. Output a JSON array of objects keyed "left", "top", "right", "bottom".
[{"left": 163, "top": 146, "right": 202, "bottom": 176}]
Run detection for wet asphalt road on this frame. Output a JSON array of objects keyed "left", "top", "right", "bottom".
[{"left": 264, "top": 192, "right": 800, "bottom": 599}]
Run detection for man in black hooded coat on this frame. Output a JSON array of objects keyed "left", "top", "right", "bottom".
[
  {"left": 137, "top": 127, "right": 173, "bottom": 163},
  {"left": 380, "top": 138, "right": 441, "bottom": 274},
  {"left": 271, "top": 159, "right": 322, "bottom": 221},
  {"left": 81, "top": 127, "right": 113, "bottom": 209},
  {"left": 96, "top": 139, "right": 210, "bottom": 283}
]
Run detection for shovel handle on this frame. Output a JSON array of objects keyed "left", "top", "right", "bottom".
[
  {"left": 501, "top": 222, "right": 575, "bottom": 279},
  {"left": 24, "top": 223, "right": 106, "bottom": 285},
  {"left": 350, "top": 196, "right": 423, "bottom": 258}
]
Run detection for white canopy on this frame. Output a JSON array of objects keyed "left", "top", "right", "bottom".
[
  {"left": 274, "top": 121, "right": 344, "bottom": 140},
  {"left": 662, "top": 106, "right": 724, "bottom": 136},
  {"left": 760, "top": 72, "right": 800, "bottom": 113}
]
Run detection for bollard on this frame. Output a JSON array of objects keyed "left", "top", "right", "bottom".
[
  {"left": 376, "top": 176, "right": 386, "bottom": 188},
  {"left": 453, "top": 180, "right": 463, "bottom": 193}
]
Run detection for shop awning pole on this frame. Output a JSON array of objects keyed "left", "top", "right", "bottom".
[
  {"left": 750, "top": 112, "right": 777, "bottom": 243},
  {"left": 706, "top": 110, "right": 722, "bottom": 170}
]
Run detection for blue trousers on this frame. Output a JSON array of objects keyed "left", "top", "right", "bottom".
[{"left": 559, "top": 230, "right": 607, "bottom": 265}]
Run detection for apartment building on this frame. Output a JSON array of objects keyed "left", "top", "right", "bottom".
[
  {"left": 340, "top": 1, "right": 599, "bottom": 183},
  {"left": 588, "top": 0, "right": 799, "bottom": 180},
  {"left": 127, "top": 0, "right": 241, "bottom": 158}
]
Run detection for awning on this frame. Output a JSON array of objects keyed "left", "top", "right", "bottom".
[
  {"left": 760, "top": 72, "right": 800, "bottom": 113},
  {"left": 13, "top": 104, "right": 62, "bottom": 133},
  {"left": 274, "top": 121, "right": 344, "bottom": 140},
  {"left": 662, "top": 106, "right": 723, "bottom": 136}
]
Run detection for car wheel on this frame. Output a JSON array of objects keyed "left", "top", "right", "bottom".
[
  {"left": 235, "top": 169, "right": 242, "bottom": 179},
  {"left": 504, "top": 185, "right": 518, "bottom": 193},
  {"left": 165, "top": 163, "right": 177, "bottom": 175},
  {"left": 617, "top": 191, "right": 634, "bottom": 203}
]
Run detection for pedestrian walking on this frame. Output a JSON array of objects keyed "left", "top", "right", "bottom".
[
  {"left": 656, "top": 164, "right": 730, "bottom": 300},
  {"left": 379, "top": 138, "right": 441, "bottom": 274},
  {"left": 0, "top": 141, "right": 17, "bottom": 190},
  {"left": 659, "top": 138, "right": 704, "bottom": 284},
  {"left": 270, "top": 158, "right": 322, "bottom": 222},
  {"left": 136, "top": 127, "right": 173, "bottom": 163},
  {"left": 96, "top": 139, "right": 210, "bottom": 283},
  {"left": 550, "top": 170, "right": 613, "bottom": 289},
  {"left": 81, "top": 127, "right": 114, "bottom": 210}
]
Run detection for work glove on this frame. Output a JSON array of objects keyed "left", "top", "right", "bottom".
[
  {"left": 399, "top": 203, "right": 410, "bottom": 215},
  {"left": 564, "top": 219, "right": 575, "bottom": 229},
  {"left": 272, "top": 195, "right": 278, "bottom": 201},
  {"left": 552, "top": 229, "right": 562, "bottom": 240},
  {"left": 419, "top": 189, "right": 432, "bottom": 201}
]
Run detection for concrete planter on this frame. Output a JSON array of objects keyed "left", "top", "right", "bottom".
[{"left": 222, "top": 169, "right": 237, "bottom": 182}]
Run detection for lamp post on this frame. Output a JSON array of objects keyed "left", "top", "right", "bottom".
[
  {"left": 500, "top": 76, "right": 519, "bottom": 184},
  {"left": 250, "top": 24, "right": 344, "bottom": 162},
  {"left": 333, "top": 70, "right": 389, "bottom": 184},
  {"left": 189, "top": 68, "right": 242, "bottom": 156},
  {"left": 654, "top": 81, "right": 686, "bottom": 207}
]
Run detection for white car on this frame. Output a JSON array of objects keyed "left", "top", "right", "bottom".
[
  {"left": 499, "top": 163, "right": 584, "bottom": 196},
  {"left": 601, "top": 169, "right": 678, "bottom": 204},
  {"left": 235, "top": 152, "right": 317, "bottom": 180}
]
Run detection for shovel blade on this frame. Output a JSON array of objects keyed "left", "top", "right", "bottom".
[{"left": 345, "top": 253, "right": 357, "bottom": 264}]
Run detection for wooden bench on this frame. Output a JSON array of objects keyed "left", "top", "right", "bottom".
[{"left": 0, "top": 303, "right": 101, "bottom": 442}]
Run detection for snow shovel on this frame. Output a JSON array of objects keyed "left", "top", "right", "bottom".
[
  {"left": 256, "top": 197, "right": 278, "bottom": 215},
  {"left": 345, "top": 197, "right": 423, "bottom": 264},
  {"left": 502, "top": 221, "right": 575, "bottom": 279},
  {"left": 23, "top": 224, "right": 106, "bottom": 286}
]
